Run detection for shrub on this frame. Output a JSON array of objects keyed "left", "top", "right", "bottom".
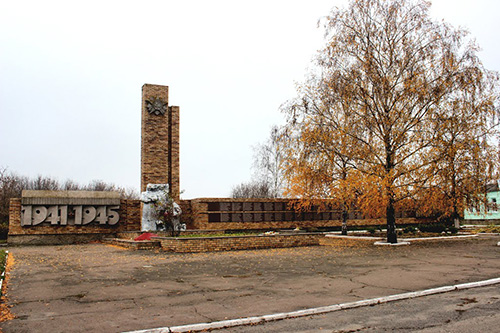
[
  {"left": 418, "top": 223, "right": 447, "bottom": 233},
  {"left": 418, "top": 223, "right": 458, "bottom": 234},
  {"left": 403, "top": 226, "right": 416, "bottom": 234},
  {"left": 476, "top": 225, "right": 500, "bottom": 233},
  {"left": 0, "top": 250, "right": 7, "bottom": 275}
]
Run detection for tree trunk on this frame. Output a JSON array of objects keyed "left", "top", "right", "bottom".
[
  {"left": 341, "top": 170, "right": 349, "bottom": 236},
  {"left": 384, "top": 140, "right": 397, "bottom": 243},
  {"left": 451, "top": 173, "right": 460, "bottom": 229},
  {"left": 341, "top": 205, "right": 348, "bottom": 235},
  {"left": 386, "top": 195, "right": 397, "bottom": 243},
  {"left": 452, "top": 204, "right": 460, "bottom": 229}
]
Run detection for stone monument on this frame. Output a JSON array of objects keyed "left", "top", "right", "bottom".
[
  {"left": 140, "top": 184, "right": 182, "bottom": 232},
  {"left": 141, "top": 84, "right": 180, "bottom": 202}
]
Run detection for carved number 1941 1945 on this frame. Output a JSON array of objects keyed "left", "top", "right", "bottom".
[{"left": 21, "top": 205, "right": 120, "bottom": 226}]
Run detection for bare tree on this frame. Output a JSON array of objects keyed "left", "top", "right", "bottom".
[
  {"left": 84, "top": 179, "right": 116, "bottom": 191},
  {"left": 230, "top": 181, "right": 274, "bottom": 198},
  {"left": 28, "top": 175, "right": 61, "bottom": 190},
  {"left": 0, "top": 167, "right": 26, "bottom": 223},
  {"left": 62, "top": 179, "right": 80, "bottom": 191},
  {"left": 252, "top": 126, "right": 285, "bottom": 198}
]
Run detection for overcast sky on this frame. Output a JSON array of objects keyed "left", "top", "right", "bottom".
[{"left": 1, "top": 0, "right": 499, "bottom": 199}]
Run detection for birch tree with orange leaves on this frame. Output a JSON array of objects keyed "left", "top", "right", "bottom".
[
  {"left": 281, "top": 0, "right": 499, "bottom": 243},
  {"left": 419, "top": 70, "right": 499, "bottom": 225},
  {"left": 281, "top": 79, "right": 361, "bottom": 235}
]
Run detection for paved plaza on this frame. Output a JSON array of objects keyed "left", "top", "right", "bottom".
[{"left": 1, "top": 236, "right": 499, "bottom": 332}]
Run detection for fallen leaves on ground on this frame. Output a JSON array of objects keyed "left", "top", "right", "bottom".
[{"left": 0, "top": 253, "right": 16, "bottom": 323}]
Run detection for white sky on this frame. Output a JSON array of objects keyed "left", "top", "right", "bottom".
[{"left": 1, "top": 0, "right": 499, "bottom": 199}]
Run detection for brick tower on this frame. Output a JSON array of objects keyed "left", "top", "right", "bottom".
[{"left": 140, "top": 84, "right": 180, "bottom": 201}]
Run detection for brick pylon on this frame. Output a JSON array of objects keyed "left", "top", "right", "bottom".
[{"left": 140, "top": 84, "right": 180, "bottom": 202}]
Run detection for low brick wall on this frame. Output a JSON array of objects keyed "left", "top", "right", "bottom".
[
  {"left": 102, "top": 238, "right": 161, "bottom": 250},
  {"left": 186, "top": 198, "right": 419, "bottom": 231},
  {"left": 116, "top": 229, "right": 249, "bottom": 240},
  {"left": 155, "top": 233, "right": 323, "bottom": 253}
]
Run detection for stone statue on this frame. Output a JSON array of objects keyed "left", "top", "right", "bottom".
[{"left": 140, "top": 184, "right": 183, "bottom": 233}]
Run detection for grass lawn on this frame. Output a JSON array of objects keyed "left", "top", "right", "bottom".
[
  {"left": 176, "top": 232, "right": 261, "bottom": 238},
  {"left": 0, "top": 250, "right": 7, "bottom": 276}
]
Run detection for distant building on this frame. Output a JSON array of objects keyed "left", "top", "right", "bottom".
[{"left": 464, "top": 182, "right": 500, "bottom": 223}]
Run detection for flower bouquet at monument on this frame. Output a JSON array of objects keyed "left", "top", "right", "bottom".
[{"left": 155, "top": 197, "right": 182, "bottom": 236}]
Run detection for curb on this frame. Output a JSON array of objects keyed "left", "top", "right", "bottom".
[
  {"left": 402, "top": 234, "right": 478, "bottom": 241},
  {"left": 374, "top": 241, "right": 410, "bottom": 246},
  {"left": 123, "top": 276, "right": 500, "bottom": 333}
]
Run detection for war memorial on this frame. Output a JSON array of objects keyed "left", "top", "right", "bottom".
[{"left": 7, "top": 84, "right": 426, "bottom": 250}]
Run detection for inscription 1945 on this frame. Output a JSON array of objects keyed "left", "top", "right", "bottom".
[{"left": 21, "top": 205, "right": 120, "bottom": 226}]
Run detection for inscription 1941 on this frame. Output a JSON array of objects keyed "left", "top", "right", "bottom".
[{"left": 21, "top": 205, "right": 119, "bottom": 226}]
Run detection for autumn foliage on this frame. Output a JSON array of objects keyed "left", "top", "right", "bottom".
[{"left": 280, "top": 0, "right": 499, "bottom": 243}]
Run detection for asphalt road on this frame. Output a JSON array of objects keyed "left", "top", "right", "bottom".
[
  {"left": 217, "top": 285, "right": 500, "bottom": 332},
  {"left": 0, "top": 235, "right": 499, "bottom": 332}
]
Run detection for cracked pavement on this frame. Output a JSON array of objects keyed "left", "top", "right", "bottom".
[{"left": 1, "top": 235, "right": 499, "bottom": 332}]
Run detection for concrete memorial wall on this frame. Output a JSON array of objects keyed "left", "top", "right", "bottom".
[
  {"left": 20, "top": 190, "right": 120, "bottom": 226},
  {"left": 9, "top": 191, "right": 140, "bottom": 245}
]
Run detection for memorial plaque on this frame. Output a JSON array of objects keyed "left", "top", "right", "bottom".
[
  {"left": 231, "top": 213, "right": 243, "bottom": 222},
  {"left": 254, "top": 213, "right": 264, "bottom": 222},
  {"left": 208, "top": 213, "right": 221, "bottom": 222},
  {"left": 207, "top": 202, "right": 220, "bottom": 212},
  {"left": 243, "top": 213, "right": 253, "bottom": 222},
  {"left": 254, "top": 202, "right": 264, "bottom": 211},
  {"left": 232, "top": 202, "right": 243, "bottom": 211},
  {"left": 243, "top": 202, "right": 253, "bottom": 211},
  {"left": 221, "top": 213, "right": 231, "bottom": 222},
  {"left": 264, "top": 202, "right": 274, "bottom": 211},
  {"left": 264, "top": 213, "right": 275, "bottom": 221},
  {"left": 220, "top": 203, "right": 231, "bottom": 211}
]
